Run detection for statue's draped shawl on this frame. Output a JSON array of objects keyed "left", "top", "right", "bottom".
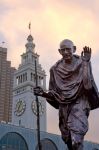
[{"left": 47, "top": 55, "right": 99, "bottom": 110}]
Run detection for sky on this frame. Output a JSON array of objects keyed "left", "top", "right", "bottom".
[{"left": 0, "top": 0, "right": 99, "bottom": 143}]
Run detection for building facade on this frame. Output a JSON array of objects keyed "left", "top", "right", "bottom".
[
  {"left": 0, "top": 47, "right": 15, "bottom": 122},
  {"left": 0, "top": 123, "right": 66, "bottom": 150},
  {"left": 0, "top": 123, "right": 99, "bottom": 150},
  {"left": 12, "top": 34, "right": 47, "bottom": 131}
]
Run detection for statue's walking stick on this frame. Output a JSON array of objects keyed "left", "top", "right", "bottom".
[{"left": 35, "top": 58, "right": 42, "bottom": 150}]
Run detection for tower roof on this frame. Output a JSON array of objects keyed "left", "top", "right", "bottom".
[{"left": 27, "top": 34, "right": 33, "bottom": 42}]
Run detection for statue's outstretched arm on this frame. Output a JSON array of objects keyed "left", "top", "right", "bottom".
[
  {"left": 81, "top": 46, "right": 92, "bottom": 90},
  {"left": 34, "top": 86, "right": 53, "bottom": 99}
]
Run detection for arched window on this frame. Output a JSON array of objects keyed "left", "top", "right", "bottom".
[
  {"left": 36, "top": 138, "right": 58, "bottom": 150},
  {"left": 0, "top": 132, "right": 28, "bottom": 150}
]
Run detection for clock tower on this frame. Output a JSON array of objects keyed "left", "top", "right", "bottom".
[{"left": 12, "top": 34, "right": 46, "bottom": 131}]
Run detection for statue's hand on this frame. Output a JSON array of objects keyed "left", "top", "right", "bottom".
[
  {"left": 34, "top": 86, "right": 44, "bottom": 96},
  {"left": 81, "top": 46, "right": 91, "bottom": 62}
]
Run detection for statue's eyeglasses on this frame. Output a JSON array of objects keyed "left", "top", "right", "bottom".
[{"left": 60, "top": 48, "right": 71, "bottom": 52}]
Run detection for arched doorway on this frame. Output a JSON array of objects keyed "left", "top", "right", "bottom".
[
  {"left": 36, "top": 138, "right": 58, "bottom": 150},
  {"left": 0, "top": 132, "right": 28, "bottom": 150}
]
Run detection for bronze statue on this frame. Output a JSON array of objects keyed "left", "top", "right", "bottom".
[{"left": 34, "top": 39, "right": 99, "bottom": 150}]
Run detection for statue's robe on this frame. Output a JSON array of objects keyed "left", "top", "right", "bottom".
[{"left": 46, "top": 55, "right": 99, "bottom": 146}]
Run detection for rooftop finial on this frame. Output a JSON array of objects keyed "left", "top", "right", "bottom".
[
  {"left": 2, "top": 41, "right": 5, "bottom": 47},
  {"left": 28, "top": 22, "right": 31, "bottom": 34}
]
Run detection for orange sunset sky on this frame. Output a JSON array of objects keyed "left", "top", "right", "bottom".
[{"left": 0, "top": 0, "right": 99, "bottom": 143}]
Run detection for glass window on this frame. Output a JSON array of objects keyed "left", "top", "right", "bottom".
[
  {"left": 0, "top": 132, "right": 28, "bottom": 150},
  {"left": 36, "top": 138, "right": 58, "bottom": 150}
]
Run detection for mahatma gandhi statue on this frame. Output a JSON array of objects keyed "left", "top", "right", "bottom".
[{"left": 34, "top": 39, "right": 99, "bottom": 150}]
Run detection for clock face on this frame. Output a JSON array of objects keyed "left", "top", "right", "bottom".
[
  {"left": 31, "top": 100, "right": 44, "bottom": 116},
  {"left": 14, "top": 99, "right": 26, "bottom": 116}
]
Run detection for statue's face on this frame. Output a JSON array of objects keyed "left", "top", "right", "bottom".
[
  {"left": 59, "top": 39, "right": 74, "bottom": 62},
  {"left": 59, "top": 45, "right": 73, "bottom": 62}
]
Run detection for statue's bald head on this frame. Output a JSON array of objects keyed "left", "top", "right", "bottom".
[{"left": 59, "top": 39, "right": 76, "bottom": 53}]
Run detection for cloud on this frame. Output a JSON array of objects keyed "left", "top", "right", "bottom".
[{"left": 0, "top": 0, "right": 99, "bottom": 143}]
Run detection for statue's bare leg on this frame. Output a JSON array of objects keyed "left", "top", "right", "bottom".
[
  {"left": 66, "top": 133, "right": 83, "bottom": 150},
  {"left": 72, "top": 142, "right": 83, "bottom": 150},
  {"left": 66, "top": 137, "right": 73, "bottom": 150}
]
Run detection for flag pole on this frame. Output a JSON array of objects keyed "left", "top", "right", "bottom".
[
  {"left": 29, "top": 22, "right": 31, "bottom": 34},
  {"left": 34, "top": 57, "right": 42, "bottom": 150}
]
